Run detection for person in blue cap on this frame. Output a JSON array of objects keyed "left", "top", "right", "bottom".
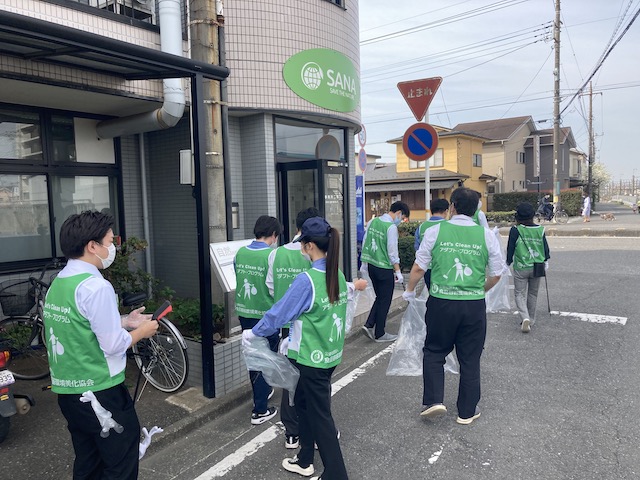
[{"left": 243, "top": 216, "right": 366, "bottom": 480}]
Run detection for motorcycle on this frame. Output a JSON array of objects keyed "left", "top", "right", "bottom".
[{"left": 0, "top": 342, "right": 35, "bottom": 444}]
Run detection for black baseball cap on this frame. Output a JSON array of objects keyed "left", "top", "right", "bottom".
[
  {"left": 515, "top": 202, "right": 535, "bottom": 220},
  {"left": 293, "top": 217, "right": 331, "bottom": 242}
]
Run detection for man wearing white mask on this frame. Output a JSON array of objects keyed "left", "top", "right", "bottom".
[
  {"left": 360, "top": 201, "right": 410, "bottom": 342},
  {"left": 44, "top": 210, "right": 159, "bottom": 479}
]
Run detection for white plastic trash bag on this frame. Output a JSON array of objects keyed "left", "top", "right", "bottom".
[
  {"left": 387, "top": 288, "right": 459, "bottom": 376},
  {"left": 485, "top": 269, "right": 512, "bottom": 313},
  {"left": 485, "top": 227, "right": 511, "bottom": 313},
  {"left": 386, "top": 294, "right": 427, "bottom": 376},
  {"left": 242, "top": 337, "right": 300, "bottom": 406}
]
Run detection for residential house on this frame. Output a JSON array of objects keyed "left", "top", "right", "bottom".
[
  {"left": 453, "top": 116, "right": 536, "bottom": 194},
  {"left": 364, "top": 126, "right": 494, "bottom": 222},
  {"left": 523, "top": 127, "right": 578, "bottom": 195}
]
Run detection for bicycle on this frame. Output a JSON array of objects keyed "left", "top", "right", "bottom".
[
  {"left": 0, "top": 261, "right": 60, "bottom": 380},
  {"left": 122, "top": 293, "right": 189, "bottom": 396},
  {"left": 534, "top": 207, "right": 568, "bottom": 225}
]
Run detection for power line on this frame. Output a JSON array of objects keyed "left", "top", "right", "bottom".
[
  {"left": 560, "top": 5, "right": 640, "bottom": 115},
  {"left": 360, "top": 0, "right": 530, "bottom": 46}
]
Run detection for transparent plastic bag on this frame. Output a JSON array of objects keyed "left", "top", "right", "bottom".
[
  {"left": 242, "top": 337, "right": 300, "bottom": 406},
  {"left": 345, "top": 290, "right": 369, "bottom": 334},
  {"left": 485, "top": 228, "right": 511, "bottom": 313},
  {"left": 387, "top": 288, "right": 459, "bottom": 376}
]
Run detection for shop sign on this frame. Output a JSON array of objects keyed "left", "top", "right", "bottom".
[{"left": 283, "top": 48, "right": 360, "bottom": 112}]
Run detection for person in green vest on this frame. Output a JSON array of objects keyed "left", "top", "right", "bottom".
[
  {"left": 235, "top": 215, "right": 282, "bottom": 425},
  {"left": 414, "top": 198, "right": 449, "bottom": 290},
  {"left": 43, "top": 210, "right": 159, "bottom": 479},
  {"left": 265, "top": 206, "right": 318, "bottom": 450},
  {"left": 506, "top": 202, "right": 550, "bottom": 333},
  {"left": 243, "top": 216, "right": 366, "bottom": 480},
  {"left": 471, "top": 190, "right": 490, "bottom": 228},
  {"left": 360, "top": 201, "right": 410, "bottom": 342},
  {"left": 403, "top": 188, "right": 504, "bottom": 425}
]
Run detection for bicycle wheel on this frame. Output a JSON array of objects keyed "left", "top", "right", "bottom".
[
  {"left": 534, "top": 213, "right": 543, "bottom": 225},
  {"left": 0, "top": 317, "right": 49, "bottom": 380},
  {"left": 555, "top": 211, "right": 569, "bottom": 224},
  {"left": 132, "top": 318, "right": 188, "bottom": 393}
]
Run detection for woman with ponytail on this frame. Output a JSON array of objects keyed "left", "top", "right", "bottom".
[{"left": 243, "top": 216, "right": 366, "bottom": 480}]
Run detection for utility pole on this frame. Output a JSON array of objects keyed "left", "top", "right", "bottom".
[
  {"left": 587, "top": 81, "right": 594, "bottom": 197},
  {"left": 552, "top": 0, "right": 561, "bottom": 207}
]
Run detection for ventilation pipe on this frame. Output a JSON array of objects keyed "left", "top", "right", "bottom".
[{"left": 96, "top": 0, "right": 185, "bottom": 139}]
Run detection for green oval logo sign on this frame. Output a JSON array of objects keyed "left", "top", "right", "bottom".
[{"left": 283, "top": 48, "right": 360, "bottom": 113}]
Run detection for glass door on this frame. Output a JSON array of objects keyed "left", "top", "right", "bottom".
[{"left": 277, "top": 160, "right": 351, "bottom": 278}]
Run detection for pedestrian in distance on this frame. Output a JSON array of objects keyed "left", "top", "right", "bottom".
[
  {"left": 506, "top": 202, "right": 550, "bottom": 333},
  {"left": 235, "top": 215, "right": 283, "bottom": 425},
  {"left": 403, "top": 187, "right": 504, "bottom": 425},
  {"left": 414, "top": 198, "right": 449, "bottom": 291},
  {"left": 360, "top": 201, "right": 410, "bottom": 342},
  {"left": 582, "top": 191, "right": 591, "bottom": 222},
  {"left": 471, "top": 190, "right": 490, "bottom": 228},
  {"left": 243, "top": 216, "right": 367, "bottom": 480},
  {"left": 265, "top": 206, "right": 319, "bottom": 450},
  {"left": 43, "top": 210, "right": 159, "bottom": 480}
]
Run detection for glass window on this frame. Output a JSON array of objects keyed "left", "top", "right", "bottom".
[
  {"left": 473, "top": 153, "right": 482, "bottom": 167},
  {"left": 276, "top": 118, "right": 345, "bottom": 161},
  {"left": 0, "top": 109, "right": 43, "bottom": 161},
  {"left": 51, "top": 115, "right": 77, "bottom": 163},
  {"left": 0, "top": 174, "right": 51, "bottom": 262},
  {"left": 409, "top": 148, "right": 443, "bottom": 169},
  {"left": 51, "top": 176, "right": 119, "bottom": 257}
]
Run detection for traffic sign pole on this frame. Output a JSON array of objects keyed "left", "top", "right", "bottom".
[{"left": 423, "top": 114, "right": 430, "bottom": 221}]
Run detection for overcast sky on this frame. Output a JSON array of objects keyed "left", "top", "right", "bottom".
[{"left": 358, "top": 0, "right": 640, "bottom": 182}]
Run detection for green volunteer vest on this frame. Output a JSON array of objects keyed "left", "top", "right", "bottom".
[
  {"left": 235, "top": 246, "right": 273, "bottom": 318},
  {"left": 471, "top": 209, "right": 480, "bottom": 225},
  {"left": 430, "top": 221, "right": 488, "bottom": 300},
  {"left": 360, "top": 217, "right": 393, "bottom": 269},
  {"left": 513, "top": 225, "right": 545, "bottom": 270},
  {"left": 272, "top": 246, "right": 311, "bottom": 302},
  {"left": 288, "top": 268, "right": 348, "bottom": 369},
  {"left": 418, "top": 219, "right": 443, "bottom": 245},
  {"left": 44, "top": 274, "right": 125, "bottom": 394}
]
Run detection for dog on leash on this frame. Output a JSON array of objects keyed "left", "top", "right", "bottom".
[{"left": 600, "top": 212, "right": 616, "bottom": 221}]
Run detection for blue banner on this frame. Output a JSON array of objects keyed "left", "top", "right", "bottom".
[{"left": 355, "top": 175, "right": 364, "bottom": 244}]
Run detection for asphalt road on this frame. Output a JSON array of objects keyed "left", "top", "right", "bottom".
[
  {"left": 2, "top": 218, "right": 640, "bottom": 479},
  {"left": 139, "top": 235, "right": 640, "bottom": 480}
]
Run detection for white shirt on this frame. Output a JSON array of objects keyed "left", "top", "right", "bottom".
[
  {"left": 415, "top": 215, "right": 505, "bottom": 277},
  {"left": 56, "top": 258, "right": 131, "bottom": 376}
]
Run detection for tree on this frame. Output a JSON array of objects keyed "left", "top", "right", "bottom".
[{"left": 590, "top": 162, "right": 611, "bottom": 202}]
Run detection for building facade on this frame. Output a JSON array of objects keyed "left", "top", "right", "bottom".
[{"left": 0, "top": 0, "right": 361, "bottom": 396}]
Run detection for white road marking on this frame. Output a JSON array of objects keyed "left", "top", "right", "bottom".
[
  {"left": 550, "top": 311, "right": 627, "bottom": 326},
  {"left": 193, "top": 345, "right": 394, "bottom": 479},
  {"left": 428, "top": 444, "right": 444, "bottom": 464}
]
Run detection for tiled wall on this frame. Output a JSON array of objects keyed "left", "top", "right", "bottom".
[
  {"left": 225, "top": 0, "right": 361, "bottom": 126},
  {"left": 0, "top": 0, "right": 175, "bottom": 100}
]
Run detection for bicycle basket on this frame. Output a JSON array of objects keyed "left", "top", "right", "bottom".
[{"left": 0, "top": 279, "right": 36, "bottom": 316}]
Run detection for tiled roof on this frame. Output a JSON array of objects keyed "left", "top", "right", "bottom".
[
  {"left": 452, "top": 116, "right": 533, "bottom": 141},
  {"left": 364, "top": 163, "right": 468, "bottom": 183}
]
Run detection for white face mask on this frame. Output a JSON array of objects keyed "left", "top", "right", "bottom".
[
  {"left": 301, "top": 244, "right": 311, "bottom": 262},
  {"left": 96, "top": 243, "right": 117, "bottom": 269}
]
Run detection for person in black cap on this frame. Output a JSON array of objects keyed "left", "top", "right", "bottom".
[
  {"left": 243, "top": 216, "right": 366, "bottom": 480},
  {"left": 506, "top": 202, "right": 551, "bottom": 333}
]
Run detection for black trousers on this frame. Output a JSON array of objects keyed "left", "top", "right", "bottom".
[
  {"left": 58, "top": 383, "right": 140, "bottom": 480},
  {"left": 293, "top": 361, "right": 348, "bottom": 480},
  {"left": 364, "top": 264, "right": 395, "bottom": 339},
  {"left": 422, "top": 296, "right": 487, "bottom": 419}
]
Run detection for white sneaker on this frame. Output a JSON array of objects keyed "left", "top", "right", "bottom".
[
  {"left": 282, "top": 455, "right": 314, "bottom": 476},
  {"left": 521, "top": 319, "right": 531, "bottom": 333},
  {"left": 420, "top": 403, "right": 447, "bottom": 418},
  {"left": 456, "top": 409, "right": 481, "bottom": 425}
]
